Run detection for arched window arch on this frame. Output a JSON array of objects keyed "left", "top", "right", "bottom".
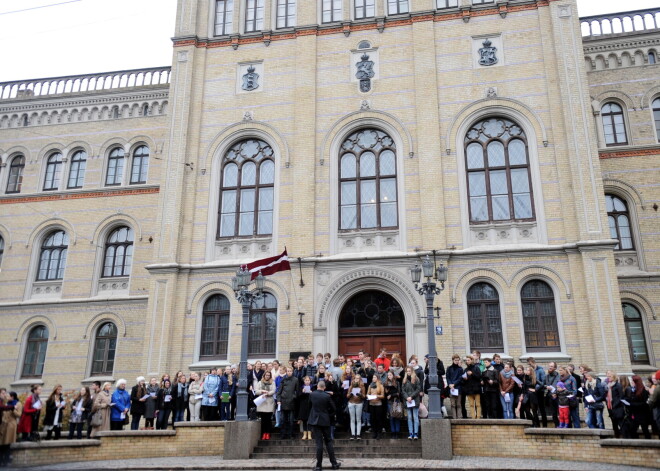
[
  {"left": 37, "top": 230, "right": 69, "bottom": 281},
  {"left": 601, "top": 102, "right": 628, "bottom": 146},
  {"left": 249, "top": 292, "right": 277, "bottom": 357},
  {"left": 130, "top": 145, "right": 149, "bottom": 184},
  {"left": 200, "top": 294, "right": 231, "bottom": 360},
  {"left": 106, "top": 147, "right": 125, "bottom": 186},
  {"left": 339, "top": 129, "right": 398, "bottom": 230},
  {"left": 622, "top": 303, "right": 650, "bottom": 364},
  {"left": 6, "top": 155, "right": 25, "bottom": 193},
  {"left": 67, "top": 150, "right": 87, "bottom": 189},
  {"left": 649, "top": 51, "right": 657, "bottom": 64},
  {"left": 91, "top": 322, "right": 117, "bottom": 376},
  {"left": 22, "top": 325, "right": 49, "bottom": 378},
  {"left": 218, "top": 139, "right": 275, "bottom": 238},
  {"left": 43, "top": 152, "right": 63, "bottom": 190},
  {"left": 464, "top": 117, "right": 534, "bottom": 223},
  {"left": 521, "top": 280, "right": 560, "bottom": 352},
  {"left": 652, "top": 97, "right": 660, "bottom": 142},
  {"left": 102, "top": 226, "right": 134, "bottom": 278},
  {"left": 467, "top": 282, "right": 503, "bottom": 351},
  {"left": 0, "top": 235, "right": 4, "bottom": 268},
  {"left": 606, "top": 194, "right": 634, "bottom": 250}
]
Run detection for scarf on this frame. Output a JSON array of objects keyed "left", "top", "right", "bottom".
[{"left": 502, "top": 369, "right": 514, "bottom": 379}]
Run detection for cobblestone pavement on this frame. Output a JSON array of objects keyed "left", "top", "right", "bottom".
[{"left": 9, "top": 456, "right": 653, "bottom": 471}]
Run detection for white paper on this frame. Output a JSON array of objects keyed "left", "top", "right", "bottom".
[
  {"left": 578, "top": 387, "right": 584, "bottom": 393},
  {"left": 361, "top": 378, "right": 367, "bottom": 384},
  {"left": 277, "top": 403, "right": 281, "bottom": 411},
  {"left": 585, "top": 394, "right": 595, "bottom": 403},
  {"left": 621, "top": 399, "right": 630, "bottom": 406},
  {"left": 546, "top": 385, "right": 555, "bottom": 393},
  {"left": 512, "top": 376, "right": 523, "bottom": 386},
  {"left": 351, "top": 388, "right": 361, "bottom": 396},
  {"left": 367, "top": 394, "right": 377, "bottom": 400},
  {"left": 450, "top": 388, "right": 459, "bottom": 397},
  {"left": 504, "top": 393, "right": 511, "bottom": 403},
  {"left": 149, "top": 392, "right": 157, "bottom": 397},
  {"left": 141, "top": 394, "right": 150, "bottom": 400},
  {"left": 461, "top": 373, "right": 468, "bottom": 380},
  {"left": 33, "top": 400, "right": 42, "bottom": 410},
  {"left": 303, "top": 386, "right": 311, "bottom": 393},
  {"left": 406, "top": 401, "right": 416, "bottom": 408},
  {"left": 342, "top": 380, "right": 349, "bottom": 389},
  {"left": 120, "top": 412, "right": 126, "bottom": 420},
  {"left": 164, "top": 395, "right": 172, "bottom": 402},
  {"left": 254, "top": 395, "right": 267, "bottom": 407},
  {"left": 194, "top": 394, "right": 203, "bottom": 400}
]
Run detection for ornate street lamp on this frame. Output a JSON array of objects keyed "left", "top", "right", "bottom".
[
  {"left": 231, "top": 267, "right": 265, "bottom": 422},
  {"left": 411, "top": 255, "right": 448, "bottom": 419}
]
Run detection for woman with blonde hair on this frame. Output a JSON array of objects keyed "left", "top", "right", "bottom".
[
  {"left": 187, "top": 372, "right": 204, "bottom": 422},
  {"left": 346, "top": 372, "right": 365, "bottom": 440},
  {"left": 402, "top": 366, "right": 422, "bottom": 440},
  {"left": 606, "top": 370, "right": 624, "bottom": 438},
  {"left": 367, "top": 374, "right": 385, "bottom": 439},
  {"left": 90, "top": 382, "right": 112, "bottom": 437},
  {"left": 255, "top": 370, "right": 276, "bottom": 440}
]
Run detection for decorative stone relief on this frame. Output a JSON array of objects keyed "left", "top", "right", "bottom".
[
  {"left": 236, "top": 62, "right": 264, "bottom": 94},
  {"left": 243, "top": 111, "right": 254, "bottom": 121},
  {"left": 351, "top": 48, "right": 379, "bottom": 92},
  {"left": 336, "top": 231, "right": 400, "bottom": 254},
  {"left": 470, "top": 222, "right": 537, "bottom": 246},
  {"left": 478, "top": 39, "right": 498, "bottom": 66},
  {"left": 241, "top": 65, "right": 260, "bottom": 91},
  {"left": 614, "top": 251, "right": 639, "bottom": 272},
  {"left": 473, "top": 35, "right": 504, "bottom": 68},
  {"left": 98, "top": 277, "right": 130, "bottom": 296},
  {"left": 486, "top": 87, "right": 498, "bottom": 98},
  {"left": 214, "top": 239, "right": 271, "bottom": 261},
  {"left": 31, "top": 281, "right": 63, "bottom": 300},
  {"left": 318, "top": 271, "right": 331, "bottom": 286},
  {"left": 355, "top": 53, "right": 375, "bottom": 92}
]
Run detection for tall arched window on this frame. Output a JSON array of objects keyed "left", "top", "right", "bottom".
[
  {"left": 467, "top": 282, "right": 503, "bottom": 351},
  {"left": 91, "top": 322, "right": 117, "bottom": 376},
  {"left": 622, "top": 303, "right": 649, "bottom": 364},
  {"left": 249, "top": 292, "right": 277, "bottom": 357},
  {"left": 22, "top": 325, "right": 49, "bottom": 378},
  {"left": 37, "top": 230, "right": 68, "bottom": 281},
  {"left": 601, "top": 102, "right": 628, "bottom": 146},
  {"left": 106, "top": 148, "right": 125, "bottom": 186},
  {"left": 67, "top": 150, "right": 87, "bottom": 189},
  {"left": 102, "top": 226, "right": 134, "bottom": 278},
  {"left": 43, "top": 152, "right": 63, "bottom": 190},
  {"left": 0, "top": 235, "right": 4, "bottom": 268},
  {"left": 201, "top": 294, "right": 231, "bottom": 360},
  {"left": 218, "top": 139, "right": 275, "bottom": 238},
  {"left": 130, "top": 145, "right": 149, "bottom": 184},
  {"left": 521, "top": 280, "right": 560, "bottom": 352},
  {"left": 339, "top": 129, "right": 398, "bottom": 230},
  {"left": 465, "top": 117, "right": 534, "bottom": 223},
  {"left": 652, "top": 97, "right": 660, "bottom": 142},
  {"left": 606, "top": 194, "right": 634, "bottom": 250},
  {"left": 6, "top": 155, "right": 25, "bottom": 193}
]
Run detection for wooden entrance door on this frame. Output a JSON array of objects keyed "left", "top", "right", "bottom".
[{"left": 339, "top": 331, "right": 406, "bottom": 362}]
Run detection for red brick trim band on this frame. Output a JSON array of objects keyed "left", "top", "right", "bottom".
[
  {"left": 0, "top": 186, "right": 160, "bottom": 205},
  {"left": 599, "top": 148, "right": 660, "bottom": 159}
]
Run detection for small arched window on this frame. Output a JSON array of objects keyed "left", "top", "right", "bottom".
[
  {"left": 22, "top": 325, "right": 49, "bottom": 378},
  {"left": 467, "top": 282, "right": 503, "bottom": 351},
  {"left": 130, "top": 145, "right": 149, "bottom": 184},
  {"left": 249, "top": 292, "right": 277, "bottom": 357},
  {"left": 465, "top": 117, "right": 534, "bottom": 223},
  {"left": 652, "top": 97, "right": 660, "bottom": 142},
  {"left": 606, "top": 194, "right": 634, "bottom": 250},
  {"left": 521, "top": 280, "right": 560, "bottom": 352},
  {"left": 0, "top": 235, "right": 4, "bottom": 268},
  {"left": 6, "top": 155, "right": 25, "bottom": 193},
  {"left": 218, "top": 139, "right": 275, "bottom": 238},
  {"left": 142, "top": 104, "right": 149, "bottom": 116},
  {"left": 106, "top": 148, "right": 125, "bottom": 186},
  {"left": 91, "top": 322, "right": 118, "bottom": 376},
  {"left": 622, "top": 303, "right": 649, "bottom": 364},
  {"left": 649, "top": 51, "right": 656, "bottom": 64},
  {"left": 201, "top": 294, "right": 231, "bottom": 360},
  {"left": 102, "top": 226, "right": 134, "bottom": 278},
  {"left": 37, "top": 230, "right": 69, "bottom": 281},
  {"left": 601, "top": 102, "right": 628, "bottom": 146},
  {"left": 339, "top": 129, "right": 398, "bottom": 230},
  {"left": 67, "top": 150, "right": 87, "bottom": 189},
  {"left": 43, "top": 152, "right": 63, "bottom": 190}
]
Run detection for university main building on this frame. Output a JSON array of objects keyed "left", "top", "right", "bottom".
[{"left": 0, "top": 0, "right": 658, "bottom": 391}]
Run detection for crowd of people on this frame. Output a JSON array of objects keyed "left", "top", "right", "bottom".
[{"left": 0, "top": 349, "right": 659, "bottom": 466}]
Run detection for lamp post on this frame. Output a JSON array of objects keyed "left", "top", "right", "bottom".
[
  {"left": 411, "top": 255, "right": 448, "bottom": 420},
  {"left": 231, "top": 267, "right": 265, "bottom": 422}
]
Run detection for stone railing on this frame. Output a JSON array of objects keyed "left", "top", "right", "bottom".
[
  {"left": 0, "top": 66, "right": 171, "bottom": 100},
  {"left": 581, "top": 8, "right": 660, "bottom": 38}
]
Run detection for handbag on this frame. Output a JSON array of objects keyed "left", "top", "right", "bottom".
[
  {"left": 390, "top": 400, "right": 403, "bottom": 419},
  {"left": 90, "top": 411, "right": 103, "bottom": 427},
  {"left": 418, "top": 402, "right": 428, "bottom": 418}
]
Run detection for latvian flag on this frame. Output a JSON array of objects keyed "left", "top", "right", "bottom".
[{"left": 246, "top": 249, "right": 291, "bottom": 280}]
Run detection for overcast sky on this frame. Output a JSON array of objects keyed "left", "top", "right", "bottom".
[{"left": 0, "top": 0, "right": 657, "bottom": 82}]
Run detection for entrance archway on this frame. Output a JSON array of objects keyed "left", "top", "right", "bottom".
[{"left": 338, "top": 290, "right": 406, "bottom": 361}]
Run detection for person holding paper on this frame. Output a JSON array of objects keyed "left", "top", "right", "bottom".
[
  {"left": 384, "top": 371, "right": 402, "bottom": 438},
  {"left": 68, "top": 386, "right": 92, "bottom": 439},
  {"left": 129, "top": 376, "right": 147, "bottom": 430},
  {"left": 43, "top": 384, "right": 65, "bottom": 440},
  {"left": 255, "top": 371, "right": 276, "bottom": 440},
  {"left": 346, "top": 375, "right": 365, "bottom": 440},
  {"left": 17, "top": 384, "right": 42, "bottom": 441},
  {"left": 155, "top": 379, "right": 174, "bottom": 430},
  {"left": 144, "top": 378, "right": 159, "bottom": 429},
  {"left": 605, "top": 370, "right": 625, "bottom": 438},
  {"left": 0, "top": 390, "right": 21, "bottom": 466},
  {"left": 366, "top": 375, "right": 385, "bottom": 440},
  {"left": 297, "top": 376, "right": 314, "bottom": 440},
  {"left": 172, "top": 374, "right": 189, "bottom": 424},
  {"left": 499, "top": 362, "right": 515, "bottom": 419},
  {"left": 187, "top": 372, "right": 204, "bottom": 422},
  {"left": 401, "top": 366, "right": 422, "bottom": 440},
  {"left": 276, "top": 366, "right": 299, "bottom": 439},
  {"left": 110, "top": 379, "right": 130, "bottom": 431},
  {"left": 446, "top": 354, "right": 464, "bottom": 419},
  {"left": 519, "top": 366, "right": 540, "bottom": 427},
  {"left": 462, "top": 356, "right": 482, "bottom": 420},
  {"left": 623, "top": 375, "right": 652, "bottom": 439},
  {"left": 543, "top": 362, "right": 560, "bottom": 427},
  {"left": 582, "top": 370, "right": 606, "bottom": 429},
  {"left": 90, "top": 382, "right": 112, "bottom": 437}
]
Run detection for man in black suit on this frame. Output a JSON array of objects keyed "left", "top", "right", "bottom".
[{"left": 308, "top": 381, "right": 340, "bottom": 471}]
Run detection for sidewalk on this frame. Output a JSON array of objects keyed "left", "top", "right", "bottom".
[{"left": 8, "top": 455, "right": 654, "bottom": 471}]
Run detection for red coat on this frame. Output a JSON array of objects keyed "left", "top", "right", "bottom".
[{"left": 17, "top": 394, "right": 41, "bottom": 435}]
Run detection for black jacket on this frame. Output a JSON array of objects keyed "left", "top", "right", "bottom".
[
  {"left": 462, "top": 364, "right": 482, "bottom": 395},
  {"left": 277, "top": 375, "right": 299, "bottom": 411},
  {"left": 43, "top": 395, "right": 64, "bottom": 426},
  {"left": 308, "top": 390, "right": 335, "bottom": 427},
  {"left": 423, "top": 359, "right": 446, "bottom": 393},
  {"left": 385, "top": 381, "right": 401, "bottom": 402},
  {"left": 482, "top": 366, "right": 499, "bottom": 393},
  {"left": 130, "top": 384, "right": 147, "bottom": 415},
  {"left": 173, "top": 381, "right": 189, "bottom": 410},
  {"left": 157, "top": 387, "right": 174, "bottom": 411},
  {"left": 445, "top": 364, "right": 464, "bottom": 392},
  {"left": 607, "top": 381, "right": 624, "bottom": 420}
]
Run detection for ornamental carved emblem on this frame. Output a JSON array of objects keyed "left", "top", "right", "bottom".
[
  {"left": 478, "top": 39, "right": 498, "bottom": 67},
  {"left": 241, "top": 65, "right": 260, "bottom": 91},
  {"left": 355, "top": 53, "right": 375, "bottom": 93}
]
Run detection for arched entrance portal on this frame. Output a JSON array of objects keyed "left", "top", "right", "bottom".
[{"left": 338, "top": 290, "right": 406, "bottom": 360}]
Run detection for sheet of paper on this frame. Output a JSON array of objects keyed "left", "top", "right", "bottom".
[
  {"left": 141, "top": 394, "right": 150, "bottom": 400},
  {"left": 351, "top": 388, "right": 361, "bottom": 396},
  {"left": 367, "top": 394, "right": 377, "bottom": 400},
  {"left": 461, "top": 373, "right": 468, "bottom": 380},
  {"left": 546, "top": 385, "right": 555, "bottom": 393},
  {"left": 578, "top": 387, "right": 584, "bottom": 393},
  {"left": 164, "top": 395, "right": 172, "bottom": 402},
  {"left": 342, "top": 380, "right": 349, "bottom": 389},
  {"left": 254, "top": 395, "right": 267, "bottom": 407},
  {"left": 621, "top": 399, "right": 630, "bottom": 406},
  {"left": 195, "top": 394, "right": 203, "bottom": 400},
  {"left": 120, "top": 412, "right": 126, "bottom": 419},
  {"left": 406, "top": 401, "right": 416, "bottom": 408},
  {"left": 303, "top": 386, "right": 311, "bottom": 393},
  {"left": 450, "top": 388, "right": 459, "bottom": 396},
  {"left": 361, "top": 378, "right": 367, "bottom": 383},
  {"left": 150, "top": 392, "right": 157, "bottom": 397},
  {"left": 585, "top": 394, "right": 595, "bottom": 403},
  {"left": 512, "top": 376, "right": 523, "bottom": 385},
  {"left": 33, "top": 400, "right": 42, "bottom": 410},
  {"left": 504, "top": 393, "right": 511, "bottom": 403}
]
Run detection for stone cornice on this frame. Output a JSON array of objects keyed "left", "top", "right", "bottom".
[
  {"left": 583, "top": 36, "right": 660, "bottom": 54},
  {"left": 0, "top": 185, "right": 160, "bottom": 205},
  {"left": 0, "top": 295, "right": 148, "bottom": 309}
]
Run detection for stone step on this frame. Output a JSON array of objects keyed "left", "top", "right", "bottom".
[
  {"left": 254, "top": 442, "right": 421, "bottom": 452},
  {"left": 250, "top": 452, "right": 423, "bottom": 459},
  {"left": 255, "top": 438, "right": 422, "bottom": 447}
]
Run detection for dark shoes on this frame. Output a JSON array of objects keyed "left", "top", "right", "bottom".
[{"left": 331, "top": 463, "right": 341, "bottom": 470}]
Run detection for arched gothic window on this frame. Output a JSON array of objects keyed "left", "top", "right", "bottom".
[
  {"left": 91, "top": 322, "right": 117, "bottom": 375},
  {"left": 652, "top": 97, "right": 660, "bottom": 142},
  {"left": 201, "top": 294, "right": 231, "bottom": 360},
  {"left": 339, "top": 129, "right": 398, "bottom": 230},
  {"left": 521, "top": 280, "right": 560, "bottom": 352},
  {"left": 102, "top": 227, "right": 134, "bottom": 278},
  {"left": 218, "top": 139, "right": 275, "bottom": 238},
  {"left": 43, "top": 152, "right": 63, "bottom": 190},
  {"left": 601, "top": 102, "right": 628, "bottom": 146},
  {"left": 106, "top": 148, "right": 125, "bottom": 186},
  {"left": 249, "top": 292, "right": 277, "bottom": 357},
  {"left": 22, "top": 325, "right": 49, "bottom": 378},
  {"left": 130, "top": 145, "right": 149, "bottom": 184},
  {"left": 6, "top": 155, "right": 25, "bottom": 193},
  {"left": 622, "top": 303, "right": 649, "bottom": 364},
  {"left": 606, "top": 194, "right": 634, "bottom": 250},
  {"left": 37, "top": 230, "right": 68, "bottom": 281},
  {"left": 465, "top": 118, "right": 534, "bottom": 223},
  {"left": 467, "top": 282, "right": 503, "bottom": 350},
  {"left": 67, "top": 150, "right": 87, "bottom": 189}
]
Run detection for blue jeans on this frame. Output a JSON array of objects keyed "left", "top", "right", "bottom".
[
  {"left": 585, "top": 407, "right": 604, "bottom": 429},
  {"left": 500, "top": 394, "right": 514, "bottom": 419},
  {"left": 174, "top": 408, "right": 185, "bottom": 423},
  {"left": 407, "top": 406, "right": 419, "bottom": 436},
  {"left": 220, "top": 402, "right": 231, "bottom": 420},
  {"left": 570, "top": 406, "right": 581, "bottom": 428},
  {"left": 388, "top": 403, "right": 400, "bottom": 433}
]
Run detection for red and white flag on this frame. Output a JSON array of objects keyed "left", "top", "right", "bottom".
[{"left": 246, "top": 249, "right": 291, "bottom": 280}]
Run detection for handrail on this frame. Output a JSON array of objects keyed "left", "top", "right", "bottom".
[{"left": 580, "top": 8, "right": 660, "bottom": 38}]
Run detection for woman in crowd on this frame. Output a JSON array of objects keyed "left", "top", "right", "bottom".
[
  {"left": 402, "top": 366, "right": 422, "bottom": 440},
  {"left": 499, "top": 362, "right": 515, "bottom": 419},
  {"left": 255, "top": 370, "right": 276, "bottom": 440},
  {"left": 130, "top": 377, "right": 147, "bottom": 430},
  {"left": 17, "top": 384, "right": 42, "bottom": 441},
  {"left": 68, "top": 386, "right": 92, "bottom": 439},
  {"left": 346, "top": 372, "right": 365, "bottom": 440},
  {"left": 90, "top": 382, "right": 112, "bottom": 437},
  {"left": 384, "top": 370, "right": 401, "bottom": 438},
  {"left": 110, "top": 379, "right": 130, "bottom": 431},
  {"left": 367, "top": 374, "right": 385, "bottom": 439},
  {"left": 624, "top": 375, "right": 652, "bottom": 439},
  {"left": 445, "top": 354, "right": 463, "bottom": 419},
  {"left": 315, "top": 364, "right": 327, "bottom": 385},
  {"left": 583, "top": 370, "right": 606, "bottom": 429},
  {"left": 202, "top": 368, "right": 220, "bottom": 421},
  {"left": 606, "top": 370, "right": 625, "bottom": 438},
  {"left": 519, "top": 366, "right": 540, "bottom": 427},
  {"left": 218, "top": 367, "right": 235, "bottom": 421},
  {"left": 188, "top": 372, "right": 204, "bottom": 422},
  {"left": 156, "top": 379, "right": 174, "bottom": 430},
  {"left": 173, "top": 373, "right": 189, "bottom": 424},
  {"left": 389, "top": 356, "right": 405, "bottom": 383},
  {"left": 324, "top": 372, "right": 341, "bottom": 439},
  {"left": 298, "top": 376, "right": 314, "bottom": 440},
  {"left": 43, "top": 384, "right": 65, "bottom": 440},
  {"left": 513, "top": 365, "right": 525, "bottom": 418},
  {"left": 144, "top": 377, "right": 159, "bottom": 429},
  {"left": 0, "top": 391, "right": 21, "bottom": 466}
]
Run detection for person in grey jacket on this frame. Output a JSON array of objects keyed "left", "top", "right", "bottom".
[
  {"left": 544, "top": 362, "right": 560, "bottom": 427},
  {"left": 277, "top": 366, "right": 299, "bottom": 439},
  {"left": 401, "top": 366, "right": 422, "bottom": 440}
]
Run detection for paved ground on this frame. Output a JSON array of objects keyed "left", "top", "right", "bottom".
[{"left": 7, "top": 456, "right": 654, "bottom": 471}]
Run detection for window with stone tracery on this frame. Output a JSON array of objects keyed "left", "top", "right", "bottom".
[
  {"left": 6, "top": 155, "right": 25, "bottom": 193},
  {"left": 37, "top": 230, "right": 68, "bottom": 281},
  {"left": 467, "top": 282, "right": 503, "bottom": 351},
  {"left": 606, "top": 194, "right": 634, "bottom": 251}
]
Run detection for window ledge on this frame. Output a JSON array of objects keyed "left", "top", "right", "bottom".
[
  {"left": 98, "top": 277, "right": 130, "bottom": 297},
  {"left": 188, "top": 361, "right": 231, "bottom": 371},
  {"left": 81, "top": 376, "right": 115, "bottom": 385},
  {"left": 31, "top": 280, "right": 63, "bottom": 300},
  {"left": 469, "top": 221, "right": 538, "bottom": 247},
  {"left": 10, "top": 379, "right": 44, "bottom": 388},
  {"left": 518, "top": 353, "right": 572, "bottom": 363},
  {"left": 336, "top": 229, "right": 400, "bottom": 254},
  {"left": 214, "top": 238, "right": 273, "bottom": 261}
]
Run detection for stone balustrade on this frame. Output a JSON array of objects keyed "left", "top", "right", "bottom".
[{"left": 581, "top": 8, "right": 660, "bottom": 38}]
